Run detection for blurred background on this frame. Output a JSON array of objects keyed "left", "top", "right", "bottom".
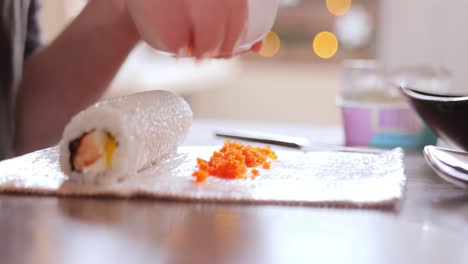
[{"left": 38, "top": 0, "right": 468, "bottom": 126}]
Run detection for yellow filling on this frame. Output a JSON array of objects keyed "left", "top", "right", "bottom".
[{"left": 104, "top": 135, "right": 117, "bottom": 169}]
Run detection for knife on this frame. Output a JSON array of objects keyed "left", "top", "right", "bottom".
[{"left": 215, "top": 129, "right": 384, "bottom": 154}]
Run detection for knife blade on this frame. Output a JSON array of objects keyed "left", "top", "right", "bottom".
[{"left": 215, "top": 129, "right": 384, "bottom": 154}]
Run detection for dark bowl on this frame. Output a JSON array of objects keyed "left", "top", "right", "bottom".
[{"left": 400, "top": 85, "right": 468, "bottom": 150}]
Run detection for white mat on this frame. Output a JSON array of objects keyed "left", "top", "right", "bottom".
[{"left": 0, "top": 146, "right": 406, "bottom": 209}]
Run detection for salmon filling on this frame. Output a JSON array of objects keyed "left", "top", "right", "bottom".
[{"left": 69, "top": 130, "right": 117, "bottom": 174}]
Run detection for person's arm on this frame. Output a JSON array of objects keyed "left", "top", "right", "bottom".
[{"left": 14, "top": 0, "right": 140, "bottom": 155}]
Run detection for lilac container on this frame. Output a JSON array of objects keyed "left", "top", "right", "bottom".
[
  {"left": 339, "top": 60, "right": 437, "bottom": 149},
  {"left": 338, "top": 99, "right": 436, "bottom": 149}
]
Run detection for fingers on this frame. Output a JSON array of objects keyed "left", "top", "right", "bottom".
[
  {"left": 189, "top": 0, "right": 226, "bottom": 58},
  {"left": 251, "top": 41, "right": 263, "bottom": 53},
  {"left": 189, "top": 0, "right": 248, "bottom": 58},
  {"left": 128, "top": 0, "right": 250, "bottom": 58},
  {"left": 209, "top": 39, "right": 264, "bottom": 59},
  {"left": 218, "top": 0, "right": 249, "bottom": 57},
  {"left": 212, "top": 38, "right": 263, "bottom": 59},
  {"left": 158, "top": 0, "right": 192, "bottom": 54},
  {"left": 129, "top": 0, "right": 191, "bottom": 54}
]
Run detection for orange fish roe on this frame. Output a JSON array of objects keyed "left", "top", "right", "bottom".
[
  {"left": 251, "top": 169, "right": 260, "bottom": 178},
  {"left": 193, "top": 141, "right": 277, "bottom": 182},
  {"left": 193, "top": 170, "right": 209, "bottom": 183}
]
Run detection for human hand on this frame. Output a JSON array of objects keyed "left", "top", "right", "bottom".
[{"left": 127, "top": 0, "right": 252, "bottom": 58}]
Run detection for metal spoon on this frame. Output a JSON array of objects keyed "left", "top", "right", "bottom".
[{"left": 423, "top": 145, "right": 468, "bottom": 188}]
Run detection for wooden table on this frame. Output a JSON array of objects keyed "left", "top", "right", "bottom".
[{"left": 1, "top": 120, "right": 468, "bottom": 264}]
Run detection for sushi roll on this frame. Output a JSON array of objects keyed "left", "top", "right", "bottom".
[{"left": 59, "top": 90, "right": 193, "bottom": 185}]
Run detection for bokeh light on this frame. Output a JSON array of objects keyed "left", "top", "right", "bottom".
[
  {"left": 326, "top": 0, "right": 352, "bottom": 16},
  {"left": 258, "top": 31, "right": 281, "bottom": 58},
  {"left": 313, "top": 31, "right": 339, "bottom": 59},
  {"left": 334, "top": 6, "right": 372, "bottom": 49}
]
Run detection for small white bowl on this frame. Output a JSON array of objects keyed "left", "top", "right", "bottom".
[{"left": 128, "top": 0, "right": 279, "bottom": 57}]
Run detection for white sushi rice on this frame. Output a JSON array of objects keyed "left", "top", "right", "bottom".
[{"left": 59, "top": 90, "right": 193, "bottom": 185}]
